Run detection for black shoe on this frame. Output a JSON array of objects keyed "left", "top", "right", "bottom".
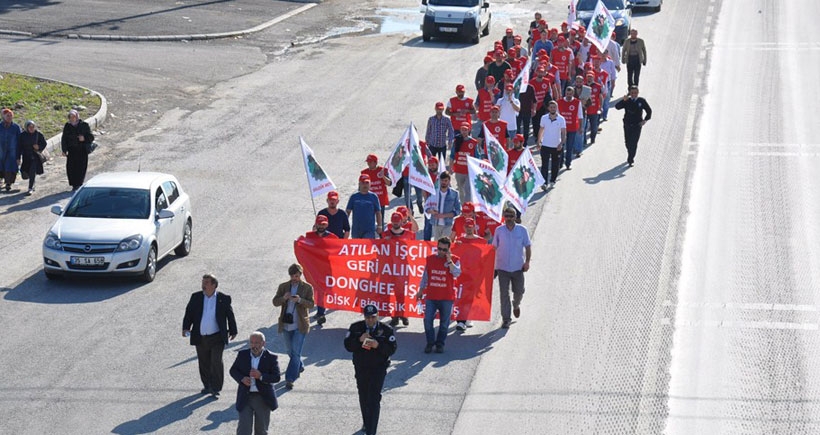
[
  {"left": 210, "top": 390, "right": 220, "bottom": 398},
  {"left": 300, "top": 366, "right": 305, "bottom": 374},
  {"left": 435, "top": 344, "right": 444, "bottom": 353},
  {"left": 501, "top": 320, "right": 511, "bottom": 329},
  {"left": 401, "top": 317, "right": 409, "bottom": 326},
  {"left": 316, "top": 315, "right": 326, "bottom": 325},
  {"left": 513, "top": 307, "right": 521, "bottom": 318},
  {"left": 200, "top": 388, "right": 210, "bottom": 394},
  {"left": 4, "top": 184, "right": 10, "bottom": 191},
  {"left": 565, "top": 165, "right": 572, "bottom": 170},
  {"left": 285, "top": 381, "right": 294, "bottom": 390},
  {"left": 628, "top": 162, "right": 634, "bottom": 167},
  {"left": 424, "top": 344, "right": 433, "bottom": 354},
  {"left": 389, "top": 317, "right": 399, "bottom": 327}
]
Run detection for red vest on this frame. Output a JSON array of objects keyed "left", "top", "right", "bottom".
[
  {"left": 557, "top": 98, "right": 581, "bottom": 132},
  {"left": 484, "top": 120, "right": 508, "bottom": 148},
  {"left": 361, "top": 167, "right": 389, "bottom": 206},
  {"left": 452, "top": 215, "right": 486, "bottom": 239},
  {"left": 449, "top": 97, "right": 474, "bottom": 129},
  {"left": 476, "top": 88, "right": 496, "bottom": 122},
  {"left": 452, "top": 137, "right": 478, "bottom": 174},
  {"left": 586, "top": 82, "right": 604, "bottom": 114},
  {"left": 423, "top": 254, "right": 459, "bottom": 300},
  {"left": 305, "top": 231, "right": 339, "bottom": 239},
  {"left": 506, "top": 147, "right": 524, "bottom": 174},
  {"left": 550, "top": 48, "right": 573, "bottom": 79},
  {"left": 381, "top": 229, "right": 415, "bottom": 240}
]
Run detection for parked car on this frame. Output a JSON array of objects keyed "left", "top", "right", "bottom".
[
  {"left": 574, "top": 0, "right": 633, "bottom": 44},
  {"left": 631, "top": 0, "right": 662, "bottom": 12},
  {"left": 43, "top": 172, "right": 192, "bottom": 282},
  {"left": 420, "top": 0, "right": 491, "bottom": 44}
]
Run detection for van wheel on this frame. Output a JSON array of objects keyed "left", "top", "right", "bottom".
[
  {"left": 482, "top": 19, "right": 490, "bottom": 36},
  {"left": 422, "top": 32, "right": 431, "bottom": 42},
  {"left": 471, "top": 32, "right": 480, "bottom": 44}
]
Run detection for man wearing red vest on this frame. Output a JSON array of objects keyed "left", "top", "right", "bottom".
[
  {"left": 506, "top": 134, "right": 526, "bottom": 175},
  {"left": 417, "top": 237, "right": 462, "bottom": 353},
  {"left": 361, "top": 155, "right": 392, "bottom": 229},
  {"left": 584, "top": 72, "right": 604, "bottom": 145},
  {"left": 446, "top": 84, "right": 476, "bottom": 134},
  {"left": 477, "top": 105, "right": 508, "bottom": 150},
  {"left": 449, "top": 123, "right": 480, "bottom": 203},
  {"left": 550, "top": 36, "right": 574, "bottom": 92},
  {"left": 381, "top": 212, "right": 415, "bottom": 241},
  {"left": 557, "top": 87, "right": 582, "bottom": 170},
  {"left": 474, "top": 76, "right": 499, "bottom": 137}
]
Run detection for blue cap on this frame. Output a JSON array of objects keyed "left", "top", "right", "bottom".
[{"left": 363, "top": 304, "right": 378, "bottom": 317}]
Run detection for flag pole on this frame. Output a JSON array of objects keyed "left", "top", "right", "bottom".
[{"left": 300, "top": 136, "right": 318, "bottom": 216}]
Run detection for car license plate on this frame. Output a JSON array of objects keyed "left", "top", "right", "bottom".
[
  {"left": 71, "top": 256, "right": 105, "bottom": 266},
  {"left": 440, "top": 27, "right": 458, "bottom": 33}
]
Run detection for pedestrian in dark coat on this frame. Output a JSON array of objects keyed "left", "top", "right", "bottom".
[
  {"left": 614, "top": 85, "right": 652, "bottom": 167},
  {"left": 61, "top": 109, "right": 94, "bottom": 191},
  {"left": 18, "top": 120, "right": 47, "bottom": 195},
  {"left": 0, "top": 108, "right": 22, "bottom": 191}
]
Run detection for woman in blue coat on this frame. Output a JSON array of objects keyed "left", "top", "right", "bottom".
[
  {"left": 18, "top": 120, "right": 47, "bottom": 195},
  {"left": 0, "top": 108, "right": 22, "bottom": 192}
]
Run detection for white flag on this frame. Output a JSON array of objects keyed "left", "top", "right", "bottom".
[
  {"left": 467, "top": 156, "right": 509, "bottom": 223},
  {"left": 501, "top": 148, "right": 545, "bottom": 213},
  {"left": 482, "top": 124, "right": 509, "bottom": 175},
  {"left": 512, "top": 54, "right": 532, "bottom": 100},
  {"left": 386, "top": 126, "right": 410, "bottom": 185},
  {"left": 568, "top": 1, "right": 577, "bottom": 30},
  {"left": 299, "top": 136, "right": 336, "bottom": 198},
  {"left": 407, "top": 123, "right": 437, "bottom": 194},
  {"left": 585, "top": 0, "right": 616, "bottom": 53}
]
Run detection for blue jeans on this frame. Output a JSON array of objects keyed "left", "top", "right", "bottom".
[
  {"left": 602, "top": 82, "right": 613, "bottom": 120},
  {"left": 574, "top": 117, "right": 586, "bottom": 153},
  {"left": 423, "top": 299, "right": 453, "bottom": 346},
  {"left": 281, "top": 329, "right": 306, "bottom": 382},
  {"left": 423, "top": 215, "right": 432, "bottom": 241},
  {"left": 587, "top": 113, "right": 600, "bottom": 144},
  {"left": 564, "top": 131, "right": 577, "bottom": 168}
]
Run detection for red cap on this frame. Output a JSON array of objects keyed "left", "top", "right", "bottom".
[
  {"left": 506, "top": 28, "right": 513, "bottom": 34},
  {"left": 396, "top": 206, "right": 409, "bottom": 218},
  {"left": 570, "top": 29, "right": 577, "bottom": 35},
  {"left": 465, "top": 218, "right": 476, "bottom": 228},
  {"left": 537, "top": 49, "right": 547, "bottom": 57},
  {"left": 536, "top": 66, "right": 546, "bottom": 74},
  {"left": 456, "top": 84, "right": 465, "bottom": 92},
  {"left": 611, "top": 31, "right": 617, "bottom": 37},
  {"left": 390, "top": 212, "right": 403, "bottom": 223},
  {"left": 557, "top": 35, "right": 566, "bottom": 42},
  {"left": 538, "top": 19, "right": 547, "bottom": 26},
  {"left": 435, "top": 101, "right": 445, "bottom": 109},
  {"left": 0, "top": 108, "right": 12, "bottom": 116},
  {"left": 578, "top": 27, "right": 586, "bottom": 34},
  {"left": 428, "top": 156, "right": 439, "bottom": 165},
  {"left": 494, "top": 49, "right": 504, "bottom": 56},
  {"left": 561, "top": 21, "right": 568, "bottom": 28},
  {"left": 491, "top": 105, "right": 500, "bottom": 111},
  {"left": 514, "top": 35, "right": 522, "bottom": 41},
  {"left": 505, "top": 84, "right": 514, "bottom": 91},
  {"left": 513, "top": 134, "right": 524, "bottom": 142},
  {"left": 550, "top": 28, "right": 558, "bottom": 34},
  {"left": 483, "top": 55, "right": 494, "bottom": 64},
  {"left": 586, "top": 72, "right": 595, "bottom": 79},
  {"left": 315, "top": 215, "right": 328, "bottom": 225},
  {"left": 359, "top": 174, "right": 371, "bottom": 183},
  {"left": 366, "top": 154, "right": 378, "bottom": 162},
  {"left": 507, "top": 48, "right": 516, "bottom": 56},
  {"left": 462, "top": 202, "right": 475, "bottom": 212},
  {"left": 504, "top": 69, "right": 515, "bottom": 77},
  {"left": 460, "top": 122, "right": 471, "bottom": 130},
  {"left": 485, "top": 76, "right": 496, "bottom": 85},
  {"left": 327, "top": 191, "right": 339, "bottom": 200}
]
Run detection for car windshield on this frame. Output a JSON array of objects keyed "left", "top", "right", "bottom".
[
  {"left": 429, "top": 0, "right": 479, "bottom": 7},
  {"left": 577, "top": 0, "right": 626, "bottom": 10},
  {"left": 63, "top": 187, "right": 151, "bottom": 219}
]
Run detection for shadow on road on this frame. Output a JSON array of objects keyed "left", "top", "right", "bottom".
[
  {"left": 0, "top": 1, "right": 60, "bottom": 15},
  {"left": 402, "top": 36, "right": 473, "bottom": 49},
  {"left": 582, "top": 163, "right": 629, "bottom": 184},
  {"left": 0, "top": 189, "right": 73, "bottom": 214},
  {"left": 111, "top": 393, "right": 216, "bottom": 435}
]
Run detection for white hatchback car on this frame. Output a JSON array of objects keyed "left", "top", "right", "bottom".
[{"left": 43, "top": 172, "right": 193, "bottom": 282}]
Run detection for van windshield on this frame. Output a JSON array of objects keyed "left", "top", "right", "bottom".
[{"left": 429, "top": 0, "right": 479, "bottom": 6}]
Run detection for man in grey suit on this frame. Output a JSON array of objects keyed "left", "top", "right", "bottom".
[
  {"left": 230, "top": 331, "right": 280, "bottom": 435},
  {"left": 183, "top": 273, "right": 238, "bottom": 397}
]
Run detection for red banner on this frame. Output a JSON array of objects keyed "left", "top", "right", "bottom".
[{"left": 294, "top": 238, "right": 495, "bottom": 321}]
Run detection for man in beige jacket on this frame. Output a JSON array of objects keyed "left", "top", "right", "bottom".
[
  {"left": 621, "top": 29, "right": 647, "bottom": 87},
  {"left": 272, "top": 263, "right": 315, "bottom": 389}
]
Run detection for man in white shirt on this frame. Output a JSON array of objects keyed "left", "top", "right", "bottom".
[{"left": 537, "top": 100, "right": 566, "bottom": 189}]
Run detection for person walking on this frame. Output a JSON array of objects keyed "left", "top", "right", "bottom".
[
  {"left": 182, "top": 273, "right": 238, "bottom": 398},
  {"left": 614, "top": 85, "right": 652, "bottom": 167},
  {"left": 346, "top": 174, "right": 383, "bottom": 239},
  {"left": 0, "top": 108, "right": 22, "bottom": 192},
  {"left": 425, "top": 102, "right": 455, "bottom": 162},
  {"left": 230, "top": 331, "right": 280, "bottom": 435},
  {"left": 537, "top": 100, "right": 566, "bottom": 189},
  {"left": 317, "top": 190, "right": 350, "bottom": 239},
  {"left": 492, "top": 208, "right": 531, "bottom": 329},
  {"left": 425, "top": 171, "right": 460, "bottom": 241},
  {"left": 361, "top": 154, "right": 392, "bottom": 228},
  {"left": 305, "top": 215, "right": 339, "bottom": 239},
  {"left": 272, "top": 263, "right": 315, "bottom": 390},
  {"left": 417, "top": 237, "right": 461, "bottom": 353},
  {"left": 621, "top": 29, "right": 647, "bottom": 87},
  {"left": 17, "top": 120, "right": 47, "bottom": 195},
  {"left": 449, "top": 123, "right": 479, "bottom": 203},
  {"left": 61, "top": 109, "right": 94, "bottom": 191},
  {"left": 343, "top": 304, "right": 397, "bottom": 435}
]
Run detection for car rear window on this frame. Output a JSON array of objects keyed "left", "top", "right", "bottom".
[{"left": 64, "top": 188, "right": 151, "bottom": 219}]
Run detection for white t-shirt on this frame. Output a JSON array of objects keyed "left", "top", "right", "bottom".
[
  {"left": 498, "top": 93, "right": 520, "bottom": 129},
  {"left": 539, "top": 113, "right": 566, "bottom": 148}
]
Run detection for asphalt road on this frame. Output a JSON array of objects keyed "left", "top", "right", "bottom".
[{"left": 0, "top": 0, "right": 814, "bottom": 433}]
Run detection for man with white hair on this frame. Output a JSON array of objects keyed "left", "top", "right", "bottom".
[{"left": 230, "top": 331, "right": 281, "bottom": 435}]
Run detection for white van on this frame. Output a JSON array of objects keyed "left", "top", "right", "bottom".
[{"left": 420, "top": 0, "right": 491, "bottom": 44}]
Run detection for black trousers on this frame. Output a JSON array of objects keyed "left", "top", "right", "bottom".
[
  {"left": 195, "top": 333, "right": 225, "bottom": 392},
  {"left": 517, "top": 113, "right": 532, "bottom": 145},
  {"left": 429, "top": 146, "right": 447, "bottom": 163},
  {"left": 623, "top": 123, "right": 643, "bottom": 164},
  {"left": 355, "top": 364, "right": 387, "bottom": 435},
  {"left": 627, "top": 56, "right": 642, "bottom": 87},
  {"left": 539, "top": 146, "right": 562, "bottom": 183}
]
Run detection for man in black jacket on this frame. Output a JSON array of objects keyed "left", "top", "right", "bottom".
[
  {"left": 614, "top": 85, "right": 652, "bottom": 167},
  {"left": 344, "top": 304, "right": 397, "bottom": 435},
  {"left": 182, "top": 273, "right": 238, "bottom": 397},
  {"left": 230, "top": 331, "right": 280, "bottom": 435}
]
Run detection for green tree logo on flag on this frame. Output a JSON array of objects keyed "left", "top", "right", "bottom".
[
  {"left": 511, "top": 165, "right": 536, "bottom": 198},
  {"left": 390, "top": 141, "right": 407, "bottom": 173},
  {"left": 474, "top": 171, "right": 503, "bottom": 206},
  {"left": 411, "top": 145, "right": 429, "bottom": 177},
  {"left": 592, "top": 13, "right": 611, "bottom": 40},
  {"left": 307, "top": 154, "right": 328, "bottom": 182},
  {"left": 487, "top": 143, "right": 507, "bottom": 173}
]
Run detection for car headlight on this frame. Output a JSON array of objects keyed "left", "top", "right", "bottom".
[
  {"left": 425, "top": 7, "right": 435, "bottom": 17},
  {"left": 465, "top": 9, "right": 477, "bottom": 18},
  {"left": 115, "top": 234, "right": 143, "bottom": 252},
  {"left": 44, "top": 232, "right": 62, "bottom": 250},
  {"left": 616, "top": 18, "right": 625, "bottom": 26}
]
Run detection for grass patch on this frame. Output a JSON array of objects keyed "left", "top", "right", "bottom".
[{"left": 0, "top": 72, "right": 101, "bottom": 139}]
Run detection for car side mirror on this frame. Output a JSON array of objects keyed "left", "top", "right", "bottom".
[
  {"left": 421, "top": 0, "right": 427, "bottom": 5},
  {"left": 51, "top": 205, "right": 63, "bottom": 215},
  {"left": 157, "top": 209, "right": 175, "bottom": 220},
  {"left": 484, "top": 1, "right": 490, "bottom": 7}
]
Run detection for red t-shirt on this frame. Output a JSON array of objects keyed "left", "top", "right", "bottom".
[
  {"left": 305, "top": 231, "right": 339, "bottom": 239},
  {"left": 361, "top": 167, "right": 390, "bottom": 206},
  {"left": 557, "top": 98, "right": 581, "bottom": 132},
  {"left": 477, "top": 211, "right": 501, "bottom": 238},
  {"left": 531, "top": 77, "right": 552, "bottom": 110},
  {"left": 452, "top": 137, "right": 478, "bottom": 175},
  {"left": 596, "top": 69, "right": 609, "bottom": 87},
  {"left": 448, "top": 97, "right": 474, "bottom": 129},
  {"left": 381, "top": 229, "right": 415, "bottom": 240},
  {"left": 550, "top": 48, "right": 573, "bottom": 80},
  {"left": 476, "top": 88, "right": 497, "bottom": 122},
  {"left": 506, "top": 147, "right": 524, "bottom": 174},
  {"left": 483, "top": 120, "right": 508, "bottom": 148},
  {"left": 423, "top": 254, "right": 460, "bottom": 300},
  {"left": 457, "top": 236, "right": 487, "bottom": 244},
  {"left": 452, "top": 214, "right": 486, "bottom": 239}
]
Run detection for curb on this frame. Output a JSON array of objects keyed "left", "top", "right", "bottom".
[{"left": 1, "top": 2, "right": 318, "bottom": 42}]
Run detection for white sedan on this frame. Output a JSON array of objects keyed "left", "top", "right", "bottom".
[{"left": 43, "top": 172, "right": 193, "bottom": 282}]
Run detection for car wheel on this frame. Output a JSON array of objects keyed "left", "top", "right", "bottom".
[
  {"left": 471, "top": 31, "right": 480, "bottom": 44},
  {"left": 482, "top": 18, "right": 490, "bottom": 36},
  {"left": 44, "top": 270, "right": 61, "bottom": 280},
  {"left": 422, "top": 32, "right": 431, "bottom": 42},
  {"left": 175, "top": 220, "right": 192, "bottom": 257},
  {"left": 142, "top": 245, "right": 157, "bottom": 283},
  {"left": 655, "top": 3, "right": 661, "bottom": 12}
]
